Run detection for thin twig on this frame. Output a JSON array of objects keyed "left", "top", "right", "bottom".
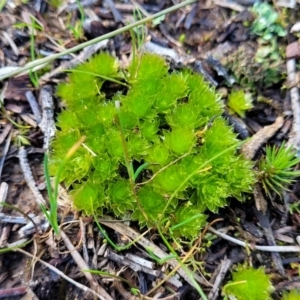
[
  {"left": 287, "top": 58, "right": 300, "bottom": 153},
  {"left": 18, "top": 147, "right": 46, "bottom": 206},
  {"left": 0, "top": 130, "right": 12, "bottom": 181},
  {"left": 25, "top": 91, "right": 42, "bottom": 124},
  {"left": 208, "top": 227, "right": 300, "bottom": 252},
  {"left": 208, "top": 258, "right": 232, "bottom": 300},
  {"left": 241, "top": 116, "right": 284, "bottom": 160},
  {"left": 38, "top": 85, "right": 55, "bottom": 150},
  {"left": 0, "top": 286, "right": 27, "bottom": 298},
  {"left": 16, "top": 248, "right": 107, "bottom": 300}
]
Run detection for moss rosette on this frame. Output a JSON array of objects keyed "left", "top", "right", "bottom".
[{"left": 51, "top": 52, "right": 255, "bottom": 239}]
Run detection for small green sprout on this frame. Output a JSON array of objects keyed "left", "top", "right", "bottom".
[
  {"left": 258, "top": 143, "right": 300, "bottom": 198},
  {"left": 222, "top": 265, "right": 274, "bottom": 300},
  {"left": 228, "top": 89, "right": 253, "bottom": 118},
  {"left": 67, "top": 0, "right": 85, "bottom": 40}
]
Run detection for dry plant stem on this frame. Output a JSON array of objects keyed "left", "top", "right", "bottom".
[
  {"left": 287, "top": 59, "right": 300, "bottom": 152},
  {"left": 254, "top": 209, "right": 285, "bottom": 274},
  {"left": 253, "top": 183, "right": 268, "bottom": 213},
  {"left": 0, "top": 130, "right": 12, "bottom": 180},
  {"left": 59, "top": 229, "right": 113, "bottom": 300},
  {"left": 0, "top": 224, "right": 11, "bottom": 247},
  {"left": 100, "top": 217, "right": 210, "bottom": 287},
  {"left": 0, "top": 286, "right": 27, "bottom": 298},
  {"left": 208, "top": 227, "right": 300, "bottom": 252},
  {"left": 38, "top": 85, "right": 55, "bottom": 150},
  {"left": 105, "top": 249, "right": 160, "bottom": 277},
  {"left": 104, "top": 0, "right": 123, "bottom": 22},
  {"left": 125, "top": 253, "right": 154, "bottom": 269},
  {"left": 241, "top": 116, "right": 284, "bottom": 160},
  {"left": 16, "top": 248, "right": 106, "bottom": 300},
  {"left": 0, "top": 213, "right": 36, "bottom": 224},
  {"left": 25, "top": 91, "right": 42, "bottom": 124},
  {"left": 208, "top": 258, "right": 232, "bottom": 300},
  {"left": 0, "top": 0, "right": 197, "bottom": 81},
  {"left": 0, "top": 122, "right": 13, "bottom": 144},
  {"left": 18, "top": 147, "right": 46, "bottom": 206},
  {"left": 18, "top": 216, "right": 49, "bottom": 238},
  {"left": 0, "top": 182, "right": 8, "bottom": 212}
]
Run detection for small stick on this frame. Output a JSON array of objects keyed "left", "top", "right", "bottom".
[
  {"left": 0, "top": 123, "right": 13, "bottom": 145},
  {"left": 287, "top": 58, "right": 300, "bottom": 153},
  {"left": 104, "top": 0, "right": 123, "bottom": 23},
  {"left": 241, "top": 116, "right": 284, "bottom": 160},
  {"left": 25, "top": 91, "right": 42, "bottom": 124},
  {"left": 208, "top": 258, "right": 232, "bottom": 300},
  {"left": 208, "top": 226, "right": 300, "bottom": 252},
  {"left": 0, "top": 286, "right": 27, "bottom": 298},
  {"left": 0, "top": 212, "right": 36, "bottom": 224},
  {"left": 125, "top": 253, "right": 154, "bottom": 269},
  {"left": 254, "top": 209, "right": 285, "bottom": 274},
  {"left": 105, "top": 249, "right": 160, "bottom": 277},
  {"left": 18, "top": 147, "right": 46, "bottom": 206},
  {"left": 16, "top": 248, "right": 107, "bottom": 300},
  {"left": 38, "top": 85, "right": 55, "bottom": 150},
  {"left": 0, "top": 182, "right": 8, "bottom": 213},
  {"left": 0, "top": 130, "right": 12, "bottom": 181}
]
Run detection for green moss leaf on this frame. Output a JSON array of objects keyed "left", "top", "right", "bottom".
[
  {"left": 132, "top": 186, "right": 167, "bottom": 227},
  {"left": 97, "top": 102, "right": 116, "bottom": 126},
  {"left": 140, "top": 118, "right": 160, "bottom": 140},
  {"left": 164, "top": 128, "right": 195, "bottom": 155},
  {"left": 92, "top": 154, "right": 118, "bottom": 182},
  {"left": 228, "top": 90, "right": 253, "bottom": 118},
  {"left": 146, "top": 142, "right": 170, "bottom": 166},
  {"left": 166, "top": 102, "right": 203, "bottom": 129},
  {"left": 187, "top": 73, "right": 223, "bottom": 119},
  {"left": 195, "top": 174, "right": 230, "bottom": 212},
  {"left": 107, "top": 180, "right": 134, "bottom": 216},
  {"left": 72, "top": 181, "right": 106, "bottom": 215},
  {"left": 154, "top": 164, "right": 187, "bottom": 193},
  {"left": 128, "top": 53, "right": 168, "bottom": 82},
  {"left": 105, "top": 128, "right": 124, "bottom": 160},
  {"left": 127, "top": 133, "right": 149, "bottom": 159},
  {"left": 155, "top": 73, "right": 188, "bottom": 112},
  {"left": 83, "top": 52, "right": 119, "bottom": 78},
  {"left": 223, "top": 265, "right": 274, "bottom": 300},
  {"left": 124, "top": 88, "right": 155, "bottom": 118},
  {"left": 201, "top": 117, "right": 237, "bottom": 160},
  {"left": 172, "top": 207, "right": 207, "bottom": 239}
]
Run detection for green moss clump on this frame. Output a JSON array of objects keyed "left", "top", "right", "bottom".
[{"left": 50, "top": 52, "right": 255, "bottom": 240}]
